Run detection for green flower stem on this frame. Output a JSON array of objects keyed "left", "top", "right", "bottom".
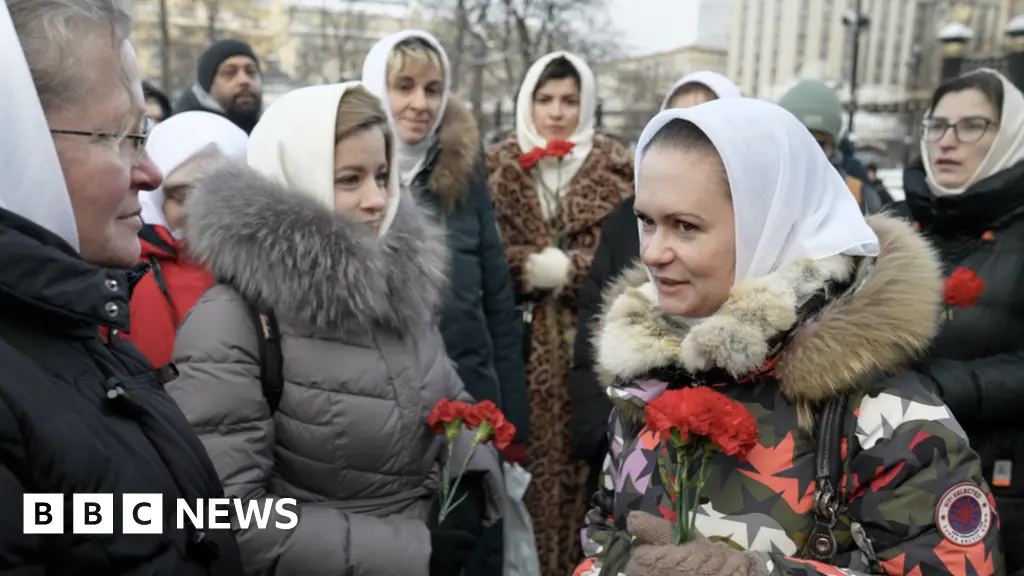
[
  {"left": 438, "top": 425, "right": 485, "bottom": 523},
  {"left": 675, "top": 448, "right": 692, "bottom": 544},
  {"left": 689, "top": 444, "right": 714, "bottom": 537}
]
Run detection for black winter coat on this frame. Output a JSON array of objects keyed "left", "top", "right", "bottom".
[
  {"left": 904, "top": 157, "right": 1024, "bottom": 573},
  {"left": 0, "top": 208, "right": 243, "bottom": 575},
  {"left": 569, "top": 196, "right": 638, "bottom": 494},
  {"left": 410, "top": 98, "right": 530, "bottom": 443}
]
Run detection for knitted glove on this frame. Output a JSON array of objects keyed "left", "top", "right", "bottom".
[{"left": 624, "top": 512, "right": 768, "bottom": 576}]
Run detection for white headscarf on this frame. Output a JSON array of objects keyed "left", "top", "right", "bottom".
[
  {"left": 635, "top": 99, "right": 879, "bottom": 308},
  {"left": 922, "top": 68, "right": 1024, "bottom": 196},
  {"left": 141, "top": 111, "right": 248, "bottom": 237},
  {"left": 361, "top": 29, "right": 451, "bottom": 186},
  {"left": 246, "top": 81, "right": 400, "bottom": 236},
  {"left": 0, "top": 3, "right": 78, "bottom": 251},
  {"left": 660, "top": 70, "right": 741, "bottom": 110},
  {"left": 516, "top": 51, "right": 597, "bottom": 219}
]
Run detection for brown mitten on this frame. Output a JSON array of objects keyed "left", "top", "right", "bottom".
[
  {"left": 626, "top": 511, "right": 674, "bottom": 546},
  {"left": 623, "top": 516, "right": 769, "bottom": 576}
]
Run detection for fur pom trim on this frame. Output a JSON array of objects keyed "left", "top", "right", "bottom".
[{"left": 525, "top": 247, "right": 571, "bottom": 290}]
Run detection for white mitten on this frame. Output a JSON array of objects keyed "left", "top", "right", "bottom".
[{"left": 525, "top": 247, "right": 571, "bottom": 290}]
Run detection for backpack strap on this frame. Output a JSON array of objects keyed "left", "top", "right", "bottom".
[
  {"left": 805, "top": 394, "right": 848, "bottom": 561},
  {"left": 244, "top": 301, "right": 284, "bottom": 414}
]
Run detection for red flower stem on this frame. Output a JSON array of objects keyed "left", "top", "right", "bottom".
[{"left": 689, "top": 445, "right": 714, "bottom": 538}]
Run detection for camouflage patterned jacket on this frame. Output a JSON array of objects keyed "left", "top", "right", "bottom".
[{"left": 573, "top": 215, "right": 1004, "bottom": 576}]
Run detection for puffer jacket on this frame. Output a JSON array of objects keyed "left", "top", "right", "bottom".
[
  {"left": 167, "top": 163, "right": 503, "bottom": 576},
  {"left": 574, "top": 214, "right": 1004, "bottom": 576},
  {"left": 0, "top": 207, "right": 243, "bottom": 574},
  {"left": 904, "top": 157, "right": 1024, "bottom": 573},
  {"left": 409, "top": 96, "right": 530, "bottom": 443}
]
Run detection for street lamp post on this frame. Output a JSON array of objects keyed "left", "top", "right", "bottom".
[
  {"left": 938, "top": 21, "right": 974, "bottom": 83},
  {"left": 843, "top": 1, "right": 870, "bottom": 134},
  {"left": 1007, "top": 15, "right": 1024, "bottom": 88}
]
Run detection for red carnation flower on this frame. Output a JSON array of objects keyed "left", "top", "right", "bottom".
[
  {"left": 644, "top": 387, "right": 758, "bottom": 461},
  {"left": 518, "top": 147, "right": 546, "bottom": 170},
  {"left": 466, "top": 400, "right": 517, "bottom": 451},
  {"left": 427, "top": 399, "right": 472, "bottom": 436},
  {"left": 944, "top": 267, "right": 984, "bottom": 310},
  {"left": 545, "top": 139, "right": 575, "bottom": 158}
]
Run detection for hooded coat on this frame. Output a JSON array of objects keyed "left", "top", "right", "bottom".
[
  {"left": 361, "top": 31, "right": 530, "bottom": 445},
  {"left": 573, "top": 215, "right": 1004, "bottom": 576},
  {"left": 486, "top": 50, "right": 635, "bottom": 576},
  {"left": 166, "top": 82, "right": 503, "bottom": 575},
  {"left": 0, "top": 3, "right": 242, "bottom": 573},
  {"left": 570, "top": 71, "right": 742, "bottom": 497},
  {"left": 902, "top": 68, "right": 1024, "bottom": 573}
]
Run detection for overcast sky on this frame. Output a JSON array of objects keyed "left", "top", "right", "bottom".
[{"left": 608, "top": 0, "right": 698, "bottom": 55}]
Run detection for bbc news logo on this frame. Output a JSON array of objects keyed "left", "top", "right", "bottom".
[{"left": 23, "top": 494, "right": 299, "bottom": 534}]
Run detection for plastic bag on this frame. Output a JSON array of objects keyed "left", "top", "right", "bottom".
[{"left": 502, "top": 462, "right": 541, "bottom": 576}]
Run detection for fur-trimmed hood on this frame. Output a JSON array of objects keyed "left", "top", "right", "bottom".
[
  {"left": 424, "top": 96, "right": 482, "bottom": 212},
  {"left": 594, "top": 214, "right": 942, "bottom": 420},
  {"left": 184, "top": 161, "right": 449, "bottom": 334}
]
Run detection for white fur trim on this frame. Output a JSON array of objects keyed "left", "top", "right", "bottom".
[{"left": 525, "top": 247, "right": 571, "bottom": 290}]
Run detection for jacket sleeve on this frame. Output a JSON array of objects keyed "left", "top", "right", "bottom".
[
  {"left": 922, "top": 354, "right": 1024, "bottom": 425},
  {"left": 573, "top": 408, "right": 633, "bottom": 576},
  {"left": 471, "top": 157, "right": 530, "bottom": 443},
  {"left": 0, "top": 399, "right": 44, "bottom": 574},
  {"left": 751, "top": 375, "right": 1003, "bottom": 576},
  {"left": 569, "top": 216, "right": 617, "bottom": 467},
  {"left": 426, "top": 324, "right": 505, "bottom": 527},
  {"left": 168, "top": 288, "right": 432, "bottom": 576}
]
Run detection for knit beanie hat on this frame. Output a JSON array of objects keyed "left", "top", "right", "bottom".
[
  {"left": 197, "top": 39, "right": 259, "bottom": 92},
  {"left": 777, "top": 79, "right": 843, "bottom": 140}
]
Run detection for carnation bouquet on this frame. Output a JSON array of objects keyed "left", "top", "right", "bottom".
[
  {"left": 644, "top": 387, "right": 759, "bottom": 544},
  {"left": 427, "top": 399, "right": 515, "bottom": 523}
]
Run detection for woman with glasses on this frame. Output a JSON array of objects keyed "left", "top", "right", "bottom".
[{"left": 903, "top": 67, "right": 1024, "bottom": 574}]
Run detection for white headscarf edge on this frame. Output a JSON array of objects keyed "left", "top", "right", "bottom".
[
  {"left": 141, "top": 111, "right": 249, "bottom": 235},
  {"left": 634, "top": 100, "right": 879, "bottom": 297},
  {"left": 660, "top": 70, "right": 742, "bottom": 110},
  {"left": 361, "top": 29, "right": 451, "bottom": 185},
  {"left": 247, "top": 81, "right": 401, "bottom": 237},
  {"left": 0, "top": 3, "right": 78, "bottom": 251}
]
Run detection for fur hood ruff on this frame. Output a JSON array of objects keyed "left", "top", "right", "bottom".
[
  {"left": 595, "top": 214, "right": 943, "bottom": 424},
  {"left": 427, "top": 96, "right": 482, "bottom": 212},
  {"left": 184, "top": 161, "right": 449, "bottom": 334}
]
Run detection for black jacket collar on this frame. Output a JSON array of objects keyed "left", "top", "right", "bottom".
[
  {"left": 904, "top": 157, "right": 1024, "bottom": 236},
  {"left": 0, "top": 207, "right": 144, "bottom": 334}
]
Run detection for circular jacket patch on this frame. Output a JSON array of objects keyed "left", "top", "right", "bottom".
[{"left": 936, "top": 483, "right": 992, "bottom": 546}]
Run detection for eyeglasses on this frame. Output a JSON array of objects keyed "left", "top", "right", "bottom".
[
  {"left": 50, "top": 117, "right": 154, "bottom": 166},
  {"left": 921, "top": 116, "right": 998, "bottom": 143}
]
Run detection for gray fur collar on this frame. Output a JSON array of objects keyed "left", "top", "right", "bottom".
[
  {"left": 184, "top": 161, "right": 449, "bottom": 334},
  {"left": 594, "top": 214, "right": 943, "bottom": 426}
]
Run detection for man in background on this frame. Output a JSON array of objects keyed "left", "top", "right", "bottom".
[
  {"left": 175, "top": 38, "right": 263, "bottom": 134},
  {"left": 778, "top": 78, "right": 885, "bottom": 214}
]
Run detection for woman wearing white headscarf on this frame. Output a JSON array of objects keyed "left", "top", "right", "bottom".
[
  {"left": 486, "top": 50, "right": 634, "bottom": 576},
  {"left": 127, "top": 110, "right": 247, "bottom": 368},
  {"left": 361, "top": 32, "right": 531, "bottom": 485},
  {"left": 573, "top": 99, "right": 1003, "bottom": 576},
  {"left": 571, "top": 70, "right": 741, "bottom": 502},
  {"left": 167, "top": 81, "right": 502, "bottom": 576},
  {"left": 902, "top": 68, "right": 1024, "bottom": 573}
]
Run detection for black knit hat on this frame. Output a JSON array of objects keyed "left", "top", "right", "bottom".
[{"left": 197, "top": 39, "right": 259, "bottom": 91}]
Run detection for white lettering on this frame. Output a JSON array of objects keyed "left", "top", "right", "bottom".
[
  {"left": 177, "top": 499, "right": 203, "bottom": 529},
  {"left": 233, "top": 499, "right": 273, "bottom": 529},
  {"left": 274, "top": 499, "right": 299, "bottom": 529},
  {"left": 207, "top": 498, "right": 232, "bottom": 529}
]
